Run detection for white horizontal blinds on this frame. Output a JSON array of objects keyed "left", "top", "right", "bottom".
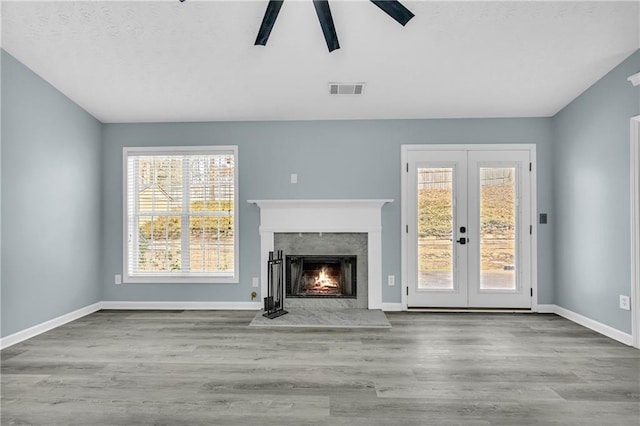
[
  {"left": 187, "top": 154, "right": 235, "bottom": 273},
  {"left": 126, "top": 150, "right": 235, "bottom": 277}
]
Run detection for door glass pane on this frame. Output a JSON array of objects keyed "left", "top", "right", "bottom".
[
  {"left": 480, "top": 167, "right": 516, "bottom": 290},
  {"left": 417, "top": 168, "right": 454, "bottom": 289}
]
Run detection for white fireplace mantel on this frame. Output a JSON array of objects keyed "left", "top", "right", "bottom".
[{"left": 248, "top": 199, "right": 392, "bottom": 310}]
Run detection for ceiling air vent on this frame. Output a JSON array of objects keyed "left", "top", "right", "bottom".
[{"left": 329, "top": 83, "right": 365, "bottom": 95}]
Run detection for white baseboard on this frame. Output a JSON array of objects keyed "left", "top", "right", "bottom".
[
  {"left": 536, "top": 304, "right": 557, "bottom": 313},
  {"left": 100, "top": 301, "right": 262, "bottom": 310},
  {"left": 381, "top": 303, "right": 403, "bottom": 311},
  {"left": 0, "top": 302, "right": 102, "bottom": 350},
  {"left": 543, "top": 304, "right": 633, "bottom": 346}
]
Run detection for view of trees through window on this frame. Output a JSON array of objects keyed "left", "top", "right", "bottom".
[
  {"left": 417, "top": 168, "right": 516, "bottom": 289},
  {"left": 127, "top": 152, "right": 235, "bottom": 276}
]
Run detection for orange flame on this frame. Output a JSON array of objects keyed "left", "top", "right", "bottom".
[{"left": 315, "top": 267, "right": 338, "bottom": 288}]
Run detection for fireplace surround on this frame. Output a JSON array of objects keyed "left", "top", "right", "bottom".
[
  {"left": 248, "top": 199, "right": 392, "bottom": 310},
  {"left": 275, "top": 232, "right": 367, "bottom": 308}
]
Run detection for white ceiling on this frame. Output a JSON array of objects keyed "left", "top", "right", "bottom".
[{"left": 1, "top": 0, "right": 639, "bottom": 123}]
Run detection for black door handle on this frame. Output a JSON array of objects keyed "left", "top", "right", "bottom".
[{"left": 456, "top": 238, "right": 467, "bottom": 245}]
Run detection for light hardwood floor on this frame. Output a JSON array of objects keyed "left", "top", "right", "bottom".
[{"left": 1, "top": 311, "right": 639, "bottom": 425}]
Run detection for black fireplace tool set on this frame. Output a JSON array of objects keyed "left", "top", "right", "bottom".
[{"left": 263, "top": 250, "right": 288, "bottom": 319}]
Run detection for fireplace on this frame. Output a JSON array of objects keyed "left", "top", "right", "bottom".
[
  {"left": 275, "top": 232, "right": 367, "bottom": 308},
  {"left": 286, "top": 255, "right": 357, "bottom": 298},
  {"left": 248, "top": 199, "right": 393, "bottom": 310}
]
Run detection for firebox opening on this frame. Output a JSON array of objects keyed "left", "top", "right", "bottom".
[{"left": 286, "top": 255, "right": 357, "bottom": 298}]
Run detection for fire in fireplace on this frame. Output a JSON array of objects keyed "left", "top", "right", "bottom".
[{"left": 286, "top": 255, "right": 357, "bottom": 298}]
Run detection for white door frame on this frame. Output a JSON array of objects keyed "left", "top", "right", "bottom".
[
  {"left": 401, "top": 144, "right": 538, "bottom": 311},
  {"left": 630, "top": 116, "right": 640, "bottom": 349}
]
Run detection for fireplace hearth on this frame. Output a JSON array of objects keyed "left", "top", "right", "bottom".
[{"left": 286, "top": 255, "right": 357, "bottom": 298}]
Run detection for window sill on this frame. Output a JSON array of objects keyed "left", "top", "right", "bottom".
[{"left": 124, "top": 274, "right": 238, "bottom": 284}]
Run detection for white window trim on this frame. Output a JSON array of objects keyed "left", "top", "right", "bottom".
[{"left": 122, "top": 145, "right": 239, "bottom": 284}]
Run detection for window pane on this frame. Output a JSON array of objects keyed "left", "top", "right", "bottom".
[
  {"left": 137, "top": 215, "right": 182, "bottom": 272},
  {"left": 188, "top": 155, "right": 235, "bottom": 211},
  {"left": 480, "top": 167, "right": 516, "bottom": 290},
  {"left": 417, "top": 168, "right": 454, "bottom": 290},
  {"left": 137, "top": 157, "right": 183, "bottom": 213},
  {"left": 189, "top": 215, "right": 234, "bottom": 272}
]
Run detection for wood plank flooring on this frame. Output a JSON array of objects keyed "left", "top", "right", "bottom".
[{"left": 1, "top": 311, "right": 639, "bottom": 425}]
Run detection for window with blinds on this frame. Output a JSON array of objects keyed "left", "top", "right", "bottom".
[{"left": 123, "top": 146, "right": 238, "bottom": 283}]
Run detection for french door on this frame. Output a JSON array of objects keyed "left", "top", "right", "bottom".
[{"left": 404, "top": 146, "right": 533, "bottom": 308}]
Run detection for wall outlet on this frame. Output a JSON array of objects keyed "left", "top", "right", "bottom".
[
  {"left": 388, "top": 275, "right": 395, "bottom": 286},
  {"left": 619, "top": 295, "right": 630, "bottom": 311},
  {"left": 290, "top": 173, "right": 298, "bottom": 184},
  {"left": 252, "top": 277, "right": 259, "bottom": 288},
  {"left": 114, "top": 274, "right": 122, "bottom": 285}
]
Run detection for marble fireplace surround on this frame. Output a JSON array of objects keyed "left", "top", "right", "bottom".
[
  {"left": 275, "top": 232, "right": 367, "bottom": 309},
  {"left": 248, "top": 199, "right": 392, "bottom": 310}
]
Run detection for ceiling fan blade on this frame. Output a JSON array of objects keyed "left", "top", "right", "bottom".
[
  {"left": 313, "top": 0, "right": 340, "bottom": 52},
  {"left": 255, "top": 0, "right": 285, "bottom": 46},
  {"left": 370, "top": 0, "right": 414, "bottom": 26}
]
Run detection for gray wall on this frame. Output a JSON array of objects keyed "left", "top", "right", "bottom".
[
  {"left": 553, "top": 49, "right": 640, "bottom": 334},
  {"left": 102, "top": 118, "right": 555, "bottom": 304},
  {"left": 1, "top": 50, "right": 103, "bottom": 337}
]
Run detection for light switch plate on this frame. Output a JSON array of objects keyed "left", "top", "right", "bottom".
[
  {"left": 290, "top": 173, "right": 298, "bottom": 184},
  {"left": 252, "top": 277, "right": 259, "bottom": 288}
]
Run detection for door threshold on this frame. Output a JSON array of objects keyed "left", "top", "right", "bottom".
[{"left": 407, "top": 307, "right": 533, "bottom": 313}]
